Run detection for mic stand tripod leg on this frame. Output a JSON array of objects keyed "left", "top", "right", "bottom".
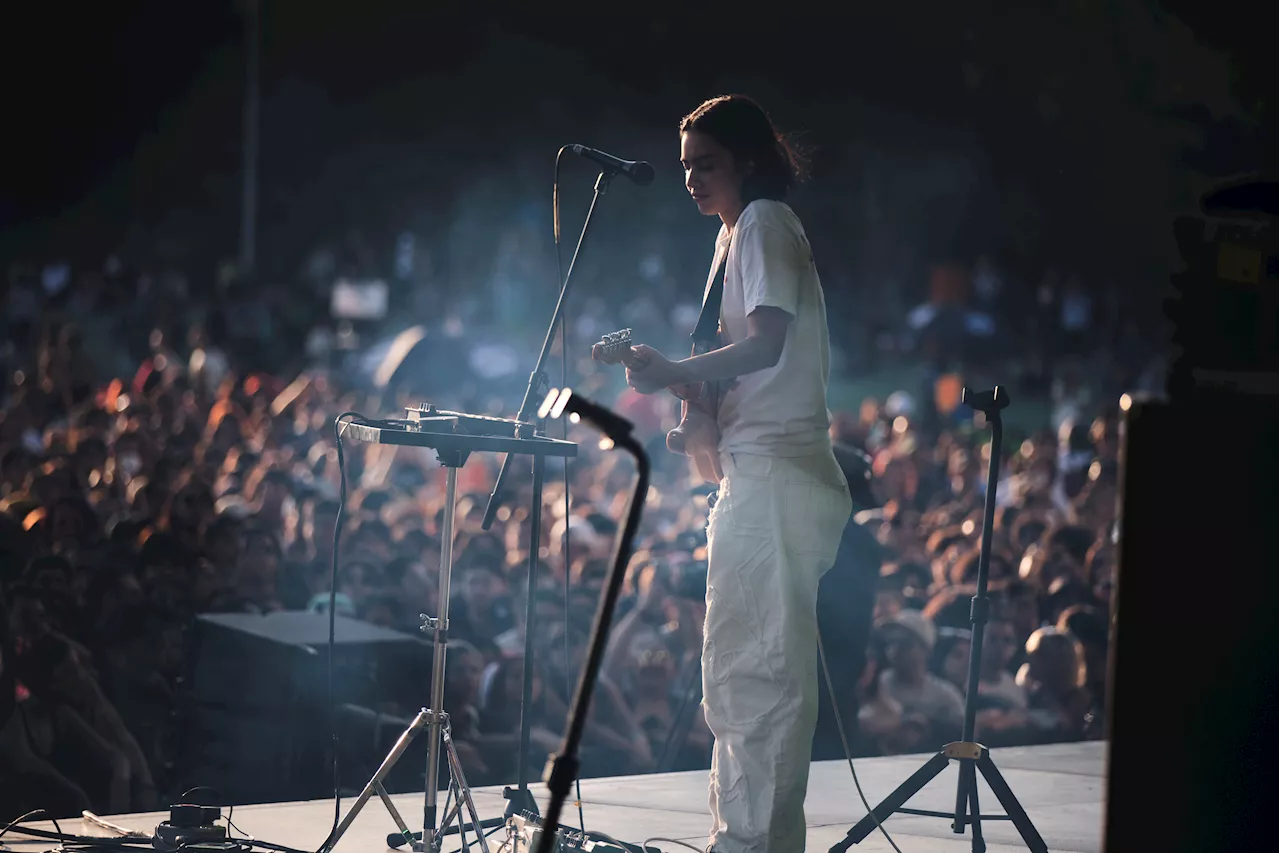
[
  {"left": 444, "top": 723, "right": 492, "bottom": 853},
  {"left": 321, "top": 707, "right": 433, "bottom": 853},
  {"left": 376, "top": 783, "right": 414, "bottom": 847}
]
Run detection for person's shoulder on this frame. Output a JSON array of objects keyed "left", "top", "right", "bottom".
[
  {"left": 934, "top": 676, "right": 966, "bottom": 707},
  {"left": 740, "top": 199, "right": 800, "bottom": 232}
]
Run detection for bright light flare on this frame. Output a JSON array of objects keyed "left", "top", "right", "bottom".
[{"left": 538, "top": 387, "right": 574, "bottom": 421}]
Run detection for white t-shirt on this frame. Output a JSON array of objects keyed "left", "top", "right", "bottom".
[{"left": 704, "top": 199, "right": 833, "bottom": 457}]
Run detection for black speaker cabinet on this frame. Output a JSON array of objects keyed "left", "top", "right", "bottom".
[
  {"left": 179, "top": 611, "right": 429, "bottom": 804},
  {"left": 1105, "top": 394, "right": 1276, "bottom": 852}
]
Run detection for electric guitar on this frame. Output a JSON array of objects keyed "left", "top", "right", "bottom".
[{"left": 591, "top": 328, "right": 726, "bottom": 483}]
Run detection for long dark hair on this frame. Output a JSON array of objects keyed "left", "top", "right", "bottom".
[{"left": 679, "top": 94, "right": 806, "bottom": 203}]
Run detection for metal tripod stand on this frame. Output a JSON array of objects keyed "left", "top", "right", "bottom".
[
  {"left": 831, "top": 387, "right": 1048, "bottom": 853},
  {"left": 321, "top": 457, "right": 493, "bottom": 853},
  {"left": 326, "top": 421, "right": 577, "bottom": 853},
  {"left": 325, "top": 706, "right": 491, "bottom": 853}
]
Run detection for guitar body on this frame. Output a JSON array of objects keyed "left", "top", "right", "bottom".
[{"left": 666, "top": 340, "right": 724, "bottom": 483}]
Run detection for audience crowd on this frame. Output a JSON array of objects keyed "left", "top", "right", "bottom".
[{"left": 1, "top": 260, "right": 1122, "bottom": 820}]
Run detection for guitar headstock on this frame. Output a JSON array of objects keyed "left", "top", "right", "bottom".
[{"left": 591, "top": 328, "right": 634, "bottom": 365}]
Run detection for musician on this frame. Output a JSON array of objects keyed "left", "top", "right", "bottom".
[{"left": 624, "top": 94, "right": 852, "bottom": 853}]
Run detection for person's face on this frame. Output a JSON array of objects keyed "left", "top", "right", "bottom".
[
  {"left": 31, "top": 565, "right": 71, "bottom": 598},
  {"left": 400, "top": 563, "right": 438, "bottom": 613},
  {"left": 241, "top": 533, "right": 279, "bottom": 578},
  {"left": 50, "top": 507, "right": 85, "bottom": 548},
  {"left": 363, "top": 602, "right": 396, "bottom": 628},
  {"left": 462, "top": 569, "right": 501, "bottom": 609},
  {"left": 1042, "top": 552, "right": 1081, "bottom": 586},
  {"left": 207, "top": 523, "right": 242, "bottom": 566},
  {"left": 881, "top": 460, "right": 912, "bottom": 500},
  {"left": 873, "top": 589, "right": 903, "bottom": 622},
  {"left": 501, "top": 661, "right": 523, "bottom": 702},
  {"left": 1010, "top": 595, "right": 1039, "bottom": 635},
  {"left": 886, "top": 632, "right": 928, "bottom": 675},
  {"left": 10, "top": 595, "right": 51, "bottom": 641},
  {"left": 191, "top": 561, "right": 222, "bottom": 603},
  {"left": 339, "top": 562, "right": 377, "bottom": 598},
  {"left": 638, "top": 567, "right": 671, "bottom": 616},
  {"left": 942, "top": 640, "right": 970, "bottom": 688},
  {"left": 635, "top": 646, "right": 674, "bottom": 689},
  {"left": 681, "top": 131, "right": 746, "bottom": 222},
  {"left": 350, "top": 531, "right": 392, "bottom": 562},
  {"left": 983, "top": 621, "right": 1018, "bottom": 670},
  {"left": 115, "top": 444, "right": 144, "bottom": 480},
  {"left": 450, "top": 650, "right": 484, "bottom": 700}
]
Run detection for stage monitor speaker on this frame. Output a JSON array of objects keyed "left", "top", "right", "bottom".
[
  {"left": 179, "top": 611, "right": 430, "bottom": 805},
  {"left": 1105, "top": 394, "right": 1276, "bottom": 853}
]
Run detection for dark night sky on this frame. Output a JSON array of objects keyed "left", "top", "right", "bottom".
[{"left": 1, "top": 1, "right": 1272, "bottom": 267}]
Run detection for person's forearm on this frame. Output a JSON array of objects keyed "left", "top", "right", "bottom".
[
  {"left": 675, "top": 336, "right": 777, "bottom": 384},
  {"left": 474, "top": 732, "right": 521, "bottom": 750},
  {"left": 602, "top": 611, "right": 642, "bottom": 676}
]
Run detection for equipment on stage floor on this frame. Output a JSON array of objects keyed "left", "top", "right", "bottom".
[
  {"left": 153, "top": 804, "right": 228, "bottom": 853},
  {"left": 322, "top": 415, "right": 576, "bottom": 853},
  {"left": 1105, "top": 393, "right": 1275, "bottom": 853},
  {"left": 495, "top": 812, "right": 634, "bottom": 853},
  {"left": 833, "top": 387, "right": 1048, "bottom": 853},
  {"left": 181, "top": 612, "right": 429, "bottom": 804}
]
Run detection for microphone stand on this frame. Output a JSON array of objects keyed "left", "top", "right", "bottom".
[
  {"left": 532, "top": 393, "right": 650, "bottom": 853},
  {"left": 480, "top": 168, "right": 616, "bottom": 819},
  {"left": 831, "top": 387, "right": 1048, "bottom": 853}
]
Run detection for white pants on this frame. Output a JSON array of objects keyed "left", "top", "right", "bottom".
[{"left": 703, "top": 449, "right": 852, "bottom": 853}]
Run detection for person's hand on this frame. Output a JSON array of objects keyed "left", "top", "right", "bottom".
[
  {"left": 628, "top": 733, "right": 654, "bottom": 769},
  {"left": 625, "top": 345, "right": 685, "bottom": 395},
  {"left": 977, "top": 708, "right": 1028, "bottom": 733},
  {"left": 452, "top": 741, "right": 489, "bottom": 776}
]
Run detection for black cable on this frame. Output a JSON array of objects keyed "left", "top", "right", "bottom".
[
  {"left": 440, "top": 820, "right": 505, "bottom": 853},
  {"left": 317, "top": 411, "right": 364, "bottom": 853},
  {"left": 0, "top": 810, "right": 53, "bottom": 843},
  {"left": 552, "top": 146, "right": 587, "bottom": 835},
  {"left": 2, "top": 820, "right": 121, "bottom": 849},
  {"left": 816, "top": 629, "right": 902, "bottom": 853},
  {"left": 2, "top": 813, "right": 311, "bottom": 853},
  {"left": 225, "top": 806, "right": 252, "bottom": 843}
]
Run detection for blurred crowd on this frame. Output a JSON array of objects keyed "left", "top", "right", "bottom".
[{"left": 1, "top": 255, "right": 1124, "bottom": 821}]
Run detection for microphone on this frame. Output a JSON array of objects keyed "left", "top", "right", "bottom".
[{"left": 567, "top": 144, "right": 655, "bottom": 186}]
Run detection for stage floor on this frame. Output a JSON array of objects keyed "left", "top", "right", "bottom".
[{"left": 9, "top": 741, "right": 1105, "bottom": 853}]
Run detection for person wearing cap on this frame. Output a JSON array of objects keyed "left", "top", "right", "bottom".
[{"left": 875, "top": 609, "right": 965, "bottom": 746}]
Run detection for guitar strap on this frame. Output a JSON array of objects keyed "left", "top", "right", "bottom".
[{"left": 692, "top": 246, "right": 729, "bottom": 347}]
